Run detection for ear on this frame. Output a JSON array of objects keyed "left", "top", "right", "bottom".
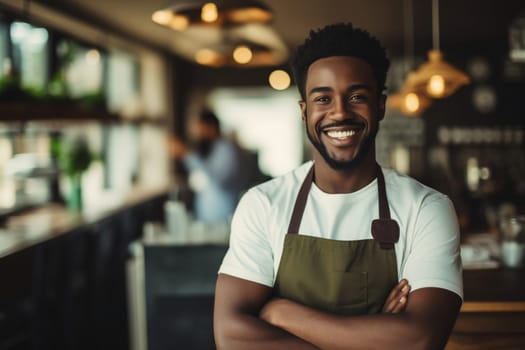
[
  {"left": 299, "top": 100, "right": 307, "bottom": 123},
  {"left": 378, "top": 94, "right": 387, "bottom": 121}
]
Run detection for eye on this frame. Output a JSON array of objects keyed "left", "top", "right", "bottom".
[
  {"left": 313, "top": 95, "right": 331, "bottom": 104},
  {"left": 348, "top": 94, "right": 368, "bottom": 103}
]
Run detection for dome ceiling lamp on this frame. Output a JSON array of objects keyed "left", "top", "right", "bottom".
[
  {"left": 194, "top": 40, "right": 276, "bottom": 67},
  {"left": 410, "top": 0, "right": 470, "bottom": 98},
  {"left": 388, "top": 0, "right": 431, "bottom": 116},
  {"left": 152, "top": 0, "right": 273, "bottom": 31}
]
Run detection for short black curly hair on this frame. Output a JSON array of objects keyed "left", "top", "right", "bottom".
[{"left": 291, "top": 23, "right": 390, "bottom": 100}]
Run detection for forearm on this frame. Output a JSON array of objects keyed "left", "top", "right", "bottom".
[
  {"left": 268, "top": 303, "right": 429, "bottom": 350},
  {"left": 262, "top": 290, "right": 461, "bottom": 350},
  {"left": 214, "top": 312, "right": 319, "bottom": 350},
  {"left": 214, "top": 274, "right": 319, "bottom": 350}
]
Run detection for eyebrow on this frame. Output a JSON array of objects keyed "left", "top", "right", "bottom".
[{"left": 307, "top": 84, "right": 372, "bottom": 96}]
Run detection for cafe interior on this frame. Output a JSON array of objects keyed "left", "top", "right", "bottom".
[{"left": 0, "top": 0, "right": 524, "bottom": 349}]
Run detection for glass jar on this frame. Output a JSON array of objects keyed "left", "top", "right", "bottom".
[{"left": 499, "top": 215, "right": 525, "bottom": 268}]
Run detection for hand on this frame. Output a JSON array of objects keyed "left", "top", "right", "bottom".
[
  {"left": 168, "top": 135, "right": 189, "bottom": 159},
  {"left": 382, "top": 278, "right": 411, "bottom": 314}
]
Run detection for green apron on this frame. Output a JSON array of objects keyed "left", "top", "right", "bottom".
[{"left": 274, "top": 165, "right": 400, "bottom": 315}]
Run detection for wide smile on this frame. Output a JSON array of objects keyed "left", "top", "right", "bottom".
[
  {"left": 326, "top": 129, "right": 357, "bottom": 139},
  {"left": 321, "top": 125, "right": 363, "bottom": 146}
]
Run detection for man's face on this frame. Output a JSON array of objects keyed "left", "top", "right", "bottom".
[{"left": 300, "top": 56, "right": 386, "bottom": 171}]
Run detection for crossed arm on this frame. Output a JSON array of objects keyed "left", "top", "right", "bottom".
[{"left": 214, "top": 274, "right": 461, "bottom": 350}]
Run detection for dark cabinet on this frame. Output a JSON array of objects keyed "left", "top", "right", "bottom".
[{"left": 0, "top": 192, "right": 167, "bottom": 350}]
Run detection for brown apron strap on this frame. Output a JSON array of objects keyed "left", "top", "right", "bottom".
[
  {"left": 376, "top": 164, "right": 391, "bottom": 220},
  {"left": 287, "top": 166, "right": 314, "bottom": 234},
  {"left": 372, "top": 164, "right": 400, "bottom": 249},
  {"left": 287, "top": 164, "right": 399, "bottom": 248}
]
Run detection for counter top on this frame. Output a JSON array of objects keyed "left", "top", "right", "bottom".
[
  {"left": 461, "top": 268, "right": 525, "bottom": 312},
  {"left": 0, "top": 185, "right": 168, "bottom": 259}
]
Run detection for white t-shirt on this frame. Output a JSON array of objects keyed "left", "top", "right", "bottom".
[{"left": 219, "top": 161, "right": 463, "bottom": 299}]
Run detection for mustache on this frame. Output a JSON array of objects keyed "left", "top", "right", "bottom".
[{"left": 317, "top": 120, "right": 364, "bottom": 133}]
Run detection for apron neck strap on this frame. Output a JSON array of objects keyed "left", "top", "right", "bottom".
[
  {"left": 372, "top": 164, "right": 400, "bottom": 248},
  {"left": 287, "top": 164, "right": 399, "bottom": 248},
  {"left": 376, "top": 164, "right": 391, "bottom": 220},
  {"left": 287, "top": 165, "right": 314, "bottom": 234}
]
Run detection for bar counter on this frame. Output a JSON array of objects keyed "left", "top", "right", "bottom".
[
  {"left": 0, "top": 185, "right": 169, "bottom": 259},
  {"left": 0, "top": 186, "right": 169, "bottom": 350},
  {"left": 448, "top": 267, "right": 525, "bottom": 349}
]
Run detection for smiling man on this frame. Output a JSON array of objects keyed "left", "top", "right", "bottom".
[{"left": 214, "top": 23, "right": 462, "bottom": 350}]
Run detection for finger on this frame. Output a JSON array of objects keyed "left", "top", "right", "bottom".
[
  {"left": 390, "top": 296, "right": 407, "bottom": 314},
  {"left": 385, "top": 279, "right": 408, "bottom": 302},
  {"left": 383, "top": 281, "right": 410, "bottom": 313},
  {"left": 390, "top": 285, "right": 411, "bottom": 313}
]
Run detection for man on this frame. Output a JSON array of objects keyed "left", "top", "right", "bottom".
[
  {"left": 169, "top": 110, "right": 241, "bottom": 223},
  {"left": 214, "top": 23, "right": 462, "bottom": 349}
]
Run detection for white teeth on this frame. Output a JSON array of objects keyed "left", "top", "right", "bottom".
[{"left": 326, "top": 129, "right": 356, "bottom": 139}]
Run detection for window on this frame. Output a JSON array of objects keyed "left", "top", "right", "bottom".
[{"left": 10, "top": 21, "right": 49, "bottom": 92}]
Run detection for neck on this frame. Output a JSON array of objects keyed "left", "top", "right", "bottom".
[{"left": 313, "top": 153, "right": 378, "bottom": 194}]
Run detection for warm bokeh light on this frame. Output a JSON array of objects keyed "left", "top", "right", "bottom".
[
  {"left": 151, "top": 10, "right": 172, "bottom": 25},
  {"left": 404, "top": 92, "right": 420, "bottom": 113},
  {"left": 268, "top": 70, "right": 291, "bottom": 90},
  {"left": 170, "top": 15, "right": 189, "bottom": 30},
  {"left": 195, "top": 49, "right": 220, "bottom": 65},
  {"left": 201, "top": 3, "right": 218, "bottom": 23},
  {"left": 226, "top": 7, "right": 273, "bottom": 23},
  {"left": 427, "top": 74, "right": 445, "bottom": 97},
  {"left": 233, "top": 45, "right": 252, "bottom": 64}
]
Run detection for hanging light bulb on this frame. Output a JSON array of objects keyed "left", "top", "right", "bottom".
[
  {"left": 410, "top": 0, "right": 470, "bottom": 98},
  {"left": 388, "top": 0, "right": 432, "bottom": 116},
  {"left": 195, "top": 48, "right": 226, "bottom": 66},
  {"left": 404, "top": 92, "right": 421, "bottom": 113},
  {"left": 268, "top": 69, "right": 291, "bottom": 90},
  {"left": 388, "top": 73, "right": 432, "bottom": 116},
  {"left": 410, "top": 49, "right": 470, "bottom": 98},
  {"left": 201, "top": 2, "right": 218, "bottom": 22},
  {"left": 233, "top": 45, "right": 252, "bottom": 64},
  {"left": 427, "top": 74, "right": 445, "bottom": 97}
]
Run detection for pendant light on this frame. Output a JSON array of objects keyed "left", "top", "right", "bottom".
[
  {"left": 388, "top": 0, "right": 432, "bottom": 116},
  {"left": 389, "top": 73, "right": 433, "bottom": 116},
  {"left": 410, "top": 0, "right": 470, "bottom": 98},
  {"left": 152, "top": 0, "right": 273, "bottom": 31}
]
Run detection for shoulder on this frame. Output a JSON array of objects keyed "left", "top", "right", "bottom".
[
  {"left": 249, "top": 161, "right": 313, "bottom": 202},
  {"left": 383, "top": 167, "right": 452, "bottom": 209}
]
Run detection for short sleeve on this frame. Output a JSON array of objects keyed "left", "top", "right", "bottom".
[
  {"left": 218, "top": 188, "right": 275, "bottom": 287},
  {"left": 401, "top": 194, "right": 463, "bottom": 299}
]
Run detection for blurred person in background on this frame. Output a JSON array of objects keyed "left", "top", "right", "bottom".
[{"left": 169, "top": 109, "right": 241, "bottom": 223}]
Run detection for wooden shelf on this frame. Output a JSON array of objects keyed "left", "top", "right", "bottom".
[{"left": 0, "top": 101, "right": 118, "bottom": 122}]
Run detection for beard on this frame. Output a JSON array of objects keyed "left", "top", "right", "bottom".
[{"left": 305, "top": 117, "right": 379, "bottom": 171}]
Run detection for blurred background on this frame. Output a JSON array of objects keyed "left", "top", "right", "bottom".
[{"left": 0, "top": 0, "right": 524, "bottom": 349}]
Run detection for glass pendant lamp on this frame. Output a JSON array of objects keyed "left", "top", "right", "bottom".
[
  {"left": 410, "top": 0, "right": 470, "bottom": 98},
  {"left": 388, "top": 0, "right": 432, "bottom": 116},
  {"left": 152, "top": 0, "right": 273, "bottom": 30}
]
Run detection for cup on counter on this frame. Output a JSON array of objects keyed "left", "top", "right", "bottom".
[
  {"left": 143, "top": 221, "right": 163, "bottom": 243},
  {"left": 498, "top": 214, "right": 525, "bottom": 268}
]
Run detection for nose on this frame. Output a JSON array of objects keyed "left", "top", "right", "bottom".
[{"left": 329, "top": 95, "right": 350, "bottom": 121}]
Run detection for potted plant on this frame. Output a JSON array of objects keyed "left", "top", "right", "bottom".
[{"left": 58, "top": 136, "right": 94, "bottom": 212}]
